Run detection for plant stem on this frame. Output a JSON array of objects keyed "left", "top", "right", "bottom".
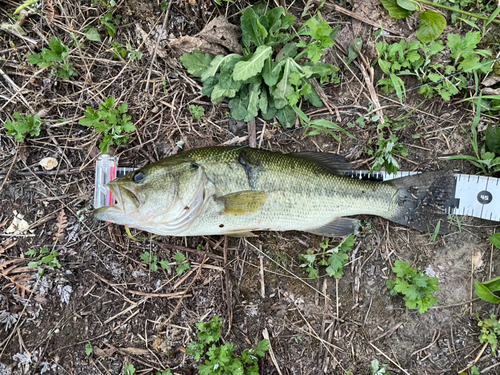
[{"left": 417, "top": 0, "right": 500, "bottom": 25}]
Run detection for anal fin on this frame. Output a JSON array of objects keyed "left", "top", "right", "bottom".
[{"left": 310, "top": 217, "right": 360, "bottom": 237}]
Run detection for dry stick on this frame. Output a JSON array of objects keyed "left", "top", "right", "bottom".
[
  {"left": 370, "top": 322, "right": 403, "bottom": 344},
  {"left": 223, "top": 236, "right": 233, "bottom": 336},
  {"left": 145, "top": 0, "right": 172, "bottom": 92},
  {"left": 86, "top": 270, "right": 187, "bottom": 298},
  {"left": 310, "top": 78, "right": 341, "bottom": 122},
  {"left": 244, "top": 239, "right": 330, "bottom": 300},
  {"left": 458, "top": 342, "right": 489, "bottom": 373},
  {"left": 248, "top": 119, "right": 257, "bottom": 148},
  {"left": 0, "top": 68, "right": 46, "bottom": 111},
  {"left": 262, "top": 328, "right": 283, "bottom": 375},
  {"left": 313, "top": 0, "right": 403, "bottom": 35},
  {"left": 0, "top": 146, "right": 18, "bottom": 193},
  {"left": 0, "top": 68, "right": 31, "bottom": 110},
  {"left": 359, "top": 63, "right": 385, "bottom": 125},
  {"left": 369, "top": 342, "right": 410, "bottom": 375}
]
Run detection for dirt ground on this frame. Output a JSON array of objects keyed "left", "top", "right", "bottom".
[{"left": 1, "top": 0, "right": 500, "bottom": 374}]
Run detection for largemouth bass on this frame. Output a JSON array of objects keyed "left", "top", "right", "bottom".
[{"left": 94, "top": 147, "right": 454, "bottom": 237}]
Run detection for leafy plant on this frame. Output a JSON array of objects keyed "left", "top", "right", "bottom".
[
  {"left": 186, "top": 315, "right": 269, "bottom": 375},
  {"left": 4, "top": 112, "right": 43, "bottom": 142},
  {"left": 27, "top": 37, "right": 77, "bottom": 79},
  {"left": 140, "top": 252, "right": 170, "bottom": 272},
  {"left": 175, "top": 252, "right": 190, "bottom": 275},
  {"left": 26, "top": 247, "right": 61, "bottom": 276},
  {"left": 110, "top": 42, "right": 143, "bottom": 61},
  {"left": 477, "top": 314, "right": 500, "bottom": 353},
  {"left": 447, "top": 98, "right": 500, "bottom": 174},
  {"left": 381, "top": 0, "right": 446, "bottom": 42},
  {"left": 78, "top": 97, "right": 135, "bottom": 154},
  {"left": 100, "top": 12, "right": 120, "bottom": 37},
  {"left": 85, "top": 343, "right": 93, "bottom": 356},
  {"left": 370, "top": 359, "right": 391, "bottom": 375},
  {"left": 180, "top": 5, "right": 341, "bottom": 128},
  {"left": 368, "top": 134, "right": 408, "bottom": 175},
  {"left": 299, "top": 235, "right": 355, "bottom": 280},
  {"left": 474, "top": 234, "right": 500, "bottom": 303},
  {"left": 123, "top": 364, "right": 136, "bottom": 375},
  {"left": 190, "top": 105, "right": 205, "bottom": 120},
  {"left": 386, "top": 260, "right": 440, "bottom": 313},
  {"left": 156, "top": 371, "right": 172, "bottom": 375}
]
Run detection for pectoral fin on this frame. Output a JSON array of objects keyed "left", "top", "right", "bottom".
[
  {"left": 310, "top": 218, "right": 360, "bottom": 237},
  {"left": 218, "top": 190, "right": 267, "bottom": 215}
]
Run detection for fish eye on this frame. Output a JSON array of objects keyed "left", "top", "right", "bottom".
[{"left": 133, "top": 171, "right": 145, "bottom": 183}]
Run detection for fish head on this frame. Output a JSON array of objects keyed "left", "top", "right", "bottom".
[{"left": 94, "top": 156, "right": 207, "bottom": 234}]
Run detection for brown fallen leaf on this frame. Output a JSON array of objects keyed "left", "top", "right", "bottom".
[
  {"left": 53, "top": 208, "right": 67, "bottom": 241},
  {"left": 472, "top": 251, "right": 484, "bottom": 271},
  {"left": 120, "top": 347, "right": 150, "bottom": 355},
  {"left": 94, "top": 345, "right": 117, "bottom": 357},
  {"left": 169, "top": 16, "right": 242, "bottom": 56}
]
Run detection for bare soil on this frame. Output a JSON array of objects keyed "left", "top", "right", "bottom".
[{"left": 1, "top": 1, "right": 500, "bottom": 375}]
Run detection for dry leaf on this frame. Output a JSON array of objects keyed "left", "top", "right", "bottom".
[
  {"left": 40, "top": 157, "right": 58, "bottom": 170},
  {"left": 94, "top": 345, "right": 117, "bottom": 357},
  {"left": 169, "top": 16, "right": 242, "bottom": 56},
  {"left": 6, "top": 211, "right": 30, "bottom": 234},
  {"left": 120, "top": 347, "right": 150, "bottom": 355},
  {"left": 472, "top": 251, "right": 484, "bottom": 271},
  {"left": 53, "top": 208, "right": 67, "bottom": 241}
]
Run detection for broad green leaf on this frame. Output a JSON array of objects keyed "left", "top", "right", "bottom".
[
  {"left": 211, "top": 84, "right": 236, "bottom": 104},
  {"left": 233, "top": 45, "right": 272, "bottom": 81},
  {"left": 416, "top": 11, "right": 446, "bottom": 43},
  {"left": 48, "top": 37, "right": 66, "bottom": 55},
  {"left": 273, "top": 58, "right": 294, "bottom": 108},
  {"left": 27, "top": 53, "right": 42, "bottom": 65},
  {"left": 201, "top": 76, "right": 219, "bottom": 97},
  {"left": 483, "top": 275, "right": 500, "bottom": 293},
  {"left": 85, "top": 27, "right": 101, "bottom": 42},
  {"left": 276, "top": 43, "right": 298, "bottom": 62},
  {"left": 475, "top": 281, "right": 500, "bottom": 304},
  {"left": 241, "top": 8, "right": 267, "bottom": 47},
  {"left": 390, "top": 73, "right": 405, "bottom": 103},
  {"left": 228, "top": 87, "right": 249, "bottom": 120},
  {"left": 262, "top": 58, "right": 279, "bottom": 86},
  {"left": 303, "top": 85, "right": 323, "bottom": 107},
  {"left": 245, "top": 82, "right": 261, "bottom": 122},
  {"left": 260, "top": 6, "right": 284, "bottom": 35},
  {"left": 397, "top": 0, "right": 419, "bottom": 11},
  {"left": 490, "top": 233, "right": 500, "bottom": 249},
  {"left": 381, "top": 0, "right": 411, "bottom": 19},
  {"left": 201, "top": 54, "right": 240, "bottom": 82},
  {"left": 276, "top": 105, "right": 296, "bottom": 128},
  {"left": 180, "top": 50, "right": 214, "bottom": 78},
  {"left": 41, "top": 49, "right": 61, "bottom": 62}
]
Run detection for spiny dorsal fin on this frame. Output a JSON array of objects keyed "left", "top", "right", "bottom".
[
  {"left": 310, "top": 217, "right": 361, "bottom": 237},
  {"left": 292, "top": 152, "right": 350, "bottom": 175},
  {"left": 218, "top": 190, "right": 267, "bottom": 215}
]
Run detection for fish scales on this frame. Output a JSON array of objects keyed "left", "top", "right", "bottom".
[{"left": 94, "top": 147, "right": 454, "bottom": 237}]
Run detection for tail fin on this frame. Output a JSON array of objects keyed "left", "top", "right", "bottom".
[{"left": 386, "top": 171, "right": 455, "bottom": 234}]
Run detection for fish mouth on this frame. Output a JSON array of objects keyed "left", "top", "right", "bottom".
[{"left": 93, "top": 181, "right": 142, "bottom": 223}]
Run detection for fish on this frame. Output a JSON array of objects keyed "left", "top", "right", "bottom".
[{"left": 93, "top": 147, "right": 455, "bottom": 237}]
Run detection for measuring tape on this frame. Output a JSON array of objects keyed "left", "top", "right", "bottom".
[
  {"left": 94, "top": 156, "right": 500, "bottom": 223},
  {"left": 343, "top": 170, "right": 500, "bottom": 222}
]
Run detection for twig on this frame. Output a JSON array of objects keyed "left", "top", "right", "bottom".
[
  {"left": 262, "top": 328, "right": 282, "bottom": 375},
  {"left": 0, "top": 68, "right": 31, "bottom": 110},
  {"left": 369, "top": 342, "right": 410, "bottom": 375},
  {"left": 248, "top": 119, "right": 257, "bottom": 148},
  {"left": 0, "top": 147, "right": 18, "bottom": 193}
]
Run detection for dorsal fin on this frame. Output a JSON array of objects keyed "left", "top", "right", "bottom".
[{"left": 292, "top": 152, "right": 350, "bottom": 175}]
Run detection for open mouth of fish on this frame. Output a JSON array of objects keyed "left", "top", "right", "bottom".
[{"left": 94, "top": 181, "right": 142, "bottom": 220}]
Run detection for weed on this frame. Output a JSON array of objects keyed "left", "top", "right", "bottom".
[
  {"left": 26, "top": 247, "right": 61, "bottom": 276},
  {"left": 156, "top": 371, "right": 172, "bottom": 375},
  {"left": 299, "top": 235, "right": 355, "bottom": 280},
  {"left": 140, "top": 252, "right": 170, "bottom": 272},
  {"left": 368, "top": 134, "right": 408, "bottom": 175},
  {"left": 110, "top": 42, "right": 142, "bottom": 61},
  {"left": 78, "top": 97, "right": 135, "bottom": 154},
  {"left": 175, "top": 252, "right": 190, "bottom": 275},
  {"left": 181, "top": 5, "right": 341, "bottom": 128},
  {"left": 477, "top": 314, "right": 500, "bottom": 353},
  {"left": 474, "top": 234, "right": 500, "bottom": 303},
  {"left": 4, "top": 112, "right": 43, "bottom": 142},
  {"left": 447, "top": 98, "right": 500, "bottom": 174},
  {"left": 85, "top": 343, "right": 93, "bottom": 356},
  {"left": 123, "top": 364, "right": 135, "bottom": 375},
  {"left": 370, "top": 359, "right": 390, "bottom": 375},
  {"left": 386, "top": 260, "right": 440, "bottom": 313},
  {"left": 186, "top": 315, "right": 269, "bottom": 375},
  {"left": 140, "top": 251, "right": 189, "bottom": 274},
  {"left": 190, "top": 105, "right": 205, "bottom": 120},
  {"left": 160, "top": 1, "right": 169, "bottom": 10},
  {"left": 100, "top": 12, "right": 120, "bottom": 37},
  {"left": 427, "top": 220, "right": 441, "bottom": 244},
  {"left": 27, "top": 37, "right": 77, "bottom": 79}
]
